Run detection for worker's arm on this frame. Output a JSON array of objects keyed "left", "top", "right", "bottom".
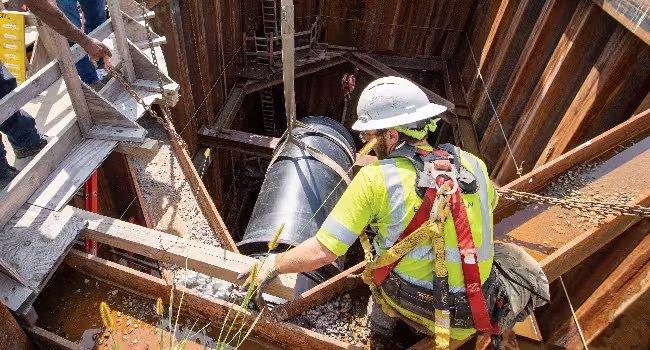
[
  {"left": 276, "top": 237, "right": 338, "bottom": 274},
  {"left": 24, "top": 0, "right": 111, "bottom": 60},
  {"left": 278, "top": 165, "right": 377, "bottom": 273}
]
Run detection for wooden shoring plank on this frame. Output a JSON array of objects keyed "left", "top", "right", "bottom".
[
  {"left": 540, "top": 189, "right": 649, "bottom": 282},
  {"left": 277, "top": 262, "right": 365, "bottom": 321},
  {"left": 213, "top": 85, "right": 245, "bottom": 130},
  {"left": 198, "top": 128, "right": 280, "bottom": 157},
  {"left": 167, "top": 135, "right": 239, "bottom": 252},
  {"left": 37, "top": 26, "right": 92, "bottom": 133},
  {"left": 242, "top": 54, "right": 347, "bottom": 94},
  {"left": 492, "top": 0, "right": 615, "bottom": 184},
  {"left": 494, "top": 108, "right": 650, "bottom": 222},
  {"left": 72, "top": 206, "right": 296, "bottom": 298},
  {"left": 0, "top": 204, "right": 86, "bottom": 313},
  {"left": 463, "top": 0, "right": 511, "bottom": 100},
  {"left": 469, "top": 0, "right": 545, "bottom": 130},
  {"left": 180, "top": 0, "right": 215, "bottom": 128},
  {"left": 464, "top": 0, "right": 518, "bottom": 111},
  {"left": 443, "top": 61, "right": 481, "bottom": 157},
  {"left": 592, "top": 0, "right": 650, "bottom": 45},
  {"left": 0, "top": 60, "right": 59, "bottom": 126},
  {"left": 107, "top": 0, "right": 135, "bottom": 81},
  {"left": 564, "top": 220, "right": 649, "bottom": 348},
  {"left": 27, "top": 138, "right": 117, "bottom": 211},
  {"left": 536, "top": 27, "right": 646, "bottom": 165},
  {"left": 124, "top": 156, "right": 154, "bottom": 228},
  {"left": 65, "top": 249, "right": 350, "bottom": 349},
  {"left": 24, "top": 326, "right": 80, "bottom": 350},
  {"left": 0, "top": 118, "right": 81, "bottom": 229},
  {"left": 541, "top": 219, "right": 648, "bottom": 347},
  {"left": 345, "top": 52, "right": 455, "bottom": 111},
  {"left": 479, "top": 0, "right": 581, "bottom": 169},
  {"left": 369, "top": 54, "right": 446, "bottom": 72}
]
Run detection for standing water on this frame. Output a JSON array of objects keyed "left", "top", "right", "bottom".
[{"left": 33, "top": 265, "right": 274, "bottom": 350}]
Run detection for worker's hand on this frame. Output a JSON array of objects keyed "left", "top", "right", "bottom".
[
  {"left": 237, "top": 254, "right": 280, "bottom": 310},
  {"left": 81, "top": 37, "right": 112, "bottom": 62}
]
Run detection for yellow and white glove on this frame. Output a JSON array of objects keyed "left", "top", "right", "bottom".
[{"left": 238, "top": 253, "right": 280, "bottom": 309}]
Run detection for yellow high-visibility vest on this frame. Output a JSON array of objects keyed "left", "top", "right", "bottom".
[{"left": 315, "top": 144, "right": 498, "bottom": 339}]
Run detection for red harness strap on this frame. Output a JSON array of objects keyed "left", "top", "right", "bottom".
[
  {"left": 371, "top": 148, "right": 499, "bottom": 334},
  {"left": 372, "top": 186, "right": 437, "bottom": 285},
  {"left": 448, "top": 181, "right": 499, "bottom": 334}
]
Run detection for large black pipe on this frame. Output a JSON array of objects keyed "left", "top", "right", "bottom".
[{"left": 239, "top": 116, "right": 356, "bottom": 295}]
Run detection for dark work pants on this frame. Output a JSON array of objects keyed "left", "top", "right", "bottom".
[
  {"left": 56, "top": 0, "right": 106, "bottom": 84},
  {"left": 0, "top": 63, "right": 40, "bottom": 172}
]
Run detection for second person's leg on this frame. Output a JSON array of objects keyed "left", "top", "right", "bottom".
[{"left": 56, "top": 0, "right": 100, "bottom": 84}]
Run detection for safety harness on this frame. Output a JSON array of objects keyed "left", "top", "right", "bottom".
[{"left": 359, "top": 144, "right": 499, "bottom": 349}]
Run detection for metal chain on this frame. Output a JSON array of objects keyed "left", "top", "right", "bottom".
[
  {"left": 497, "top": 188, "right": 650, "bottom": 217},
  {"left": 104, "top": 1, "right": 187, "bottom": 150}
]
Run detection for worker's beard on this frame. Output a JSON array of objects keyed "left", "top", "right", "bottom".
[{"left": 373, "top": 133, "right": 392, "bottom": 159}]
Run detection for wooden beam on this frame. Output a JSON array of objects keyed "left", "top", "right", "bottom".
[
  {"left": 493, "top": 0, "right": 615, "bottom": 183},
  {"left": 479, "top": 0, "right": 582, "bottom": 169},
  {"left": 37, "top": 26, "right": 93, "bottom": 133},
  {"left": 24, "top": 326, "right": 80, "bottom": 350},
  {"left": 277, "top": 262, "right": 364, "bottom": 321},
  {"left": 65, "top": 249, "right": 350, "bottom": 349},
  {"left": 198, "top": 128, "right": 280, "bottom": 157},
  {"left": 213, "top": 85, "right": 244, "bottom": 129},
  {"left": 369, "top": 54, "right": 446, "bottom": 71},
  {"left": 592, "top": 0, "right": 650, "bottom": 45},
  {"left": 541, "top": 189, "right": 649, "bottom": 282},
  {"left": 536, "top": 27, "right": 645, "bottom": 165},
  {"left": 0, "top": 118, "right": 81, "bottom": 229},
  {"left": 26, "top": 139, "right": 116, "bottom": 211},
  {"left": 107, "top": 0, "right": 136, "bottom": 81},
  {"left": 564, "top": 220, "right": 649, "bottom": 348},
  {"left": 72, "top": 206, "right": 295, "bottom": 299},
  {"left": 167, "top": 135, "right": 240, "bottom": 252},
  {"left": 495, "top": 108, "right": 650, "bottom": 222},
  {"left": 243, "top": 54, "right": 347, "bottom": 94},
  {"left": 0, "top": 61, "right": 59, "bottom": 126},
  {"left": 443, "top": 62, "right": 481, "bottom": 157},
  {"left": 345, "top": 52, "right": 455, "bottom": 111},
  {"left": 0, "top": 204, "right": 86, "bottom": 313}
]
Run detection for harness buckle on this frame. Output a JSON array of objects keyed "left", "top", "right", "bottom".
[
  {"left": 460, "top": 248, "right": 478, "bottom": 264},
  {"left": 418, "top": 160, "right": 459, "bottom": 195}
]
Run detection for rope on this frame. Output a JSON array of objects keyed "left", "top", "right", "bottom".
[
  {"left": 559, "top": 276, "right": 589, "bottom": 349},
  {"left": 464, "top": 32, "right": 523, "bottom": 177}
]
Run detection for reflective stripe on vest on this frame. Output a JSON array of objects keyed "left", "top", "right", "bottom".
[{"left": 377, "top": 150, "right": 493, "bottom": 290}]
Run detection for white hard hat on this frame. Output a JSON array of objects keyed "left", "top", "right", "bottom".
[{"left": 352, "top": 76, "right": 447, "bottom": 131}]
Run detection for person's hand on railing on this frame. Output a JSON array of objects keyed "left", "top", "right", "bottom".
[{"left": 81, "top": 37, "right": 112, "bottom": 63}]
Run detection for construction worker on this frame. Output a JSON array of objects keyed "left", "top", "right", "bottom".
[
  {"left": 1, "top": 0, "right": 111, "bottom": 189},
  {"left": 55, "top": 0, "right": 107, "bottom": 88},
  {"left": 243, "top": 76, "right": 549, "bottom": 349}
]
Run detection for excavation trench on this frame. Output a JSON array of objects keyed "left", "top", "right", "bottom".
[{"left": 33, "top": 265, "right": 274, "bottom": 350}]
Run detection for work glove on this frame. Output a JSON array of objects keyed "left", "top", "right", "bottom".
[{"left": 237, "top": 254, "right": 280, "bottom": 310}]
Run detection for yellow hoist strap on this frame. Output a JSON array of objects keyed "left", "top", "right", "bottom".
[{"left": 360, "top": 190, "right": 453, "bottom": 349}]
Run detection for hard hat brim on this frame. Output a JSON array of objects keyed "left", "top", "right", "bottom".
[{"left": 351, "top": 103, "right": 447, "bottom": 131}]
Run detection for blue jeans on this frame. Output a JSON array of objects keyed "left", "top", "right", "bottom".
[
  {"left": 56, "top": 0, "right": 106, "bottom": 84},
  {"left": 0, "top": 63, "right": 40, "bottom": 172}
]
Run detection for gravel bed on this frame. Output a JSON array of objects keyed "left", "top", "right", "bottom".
[{"left": 291, "top": 293, "right": 371, "bottom": 347}]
